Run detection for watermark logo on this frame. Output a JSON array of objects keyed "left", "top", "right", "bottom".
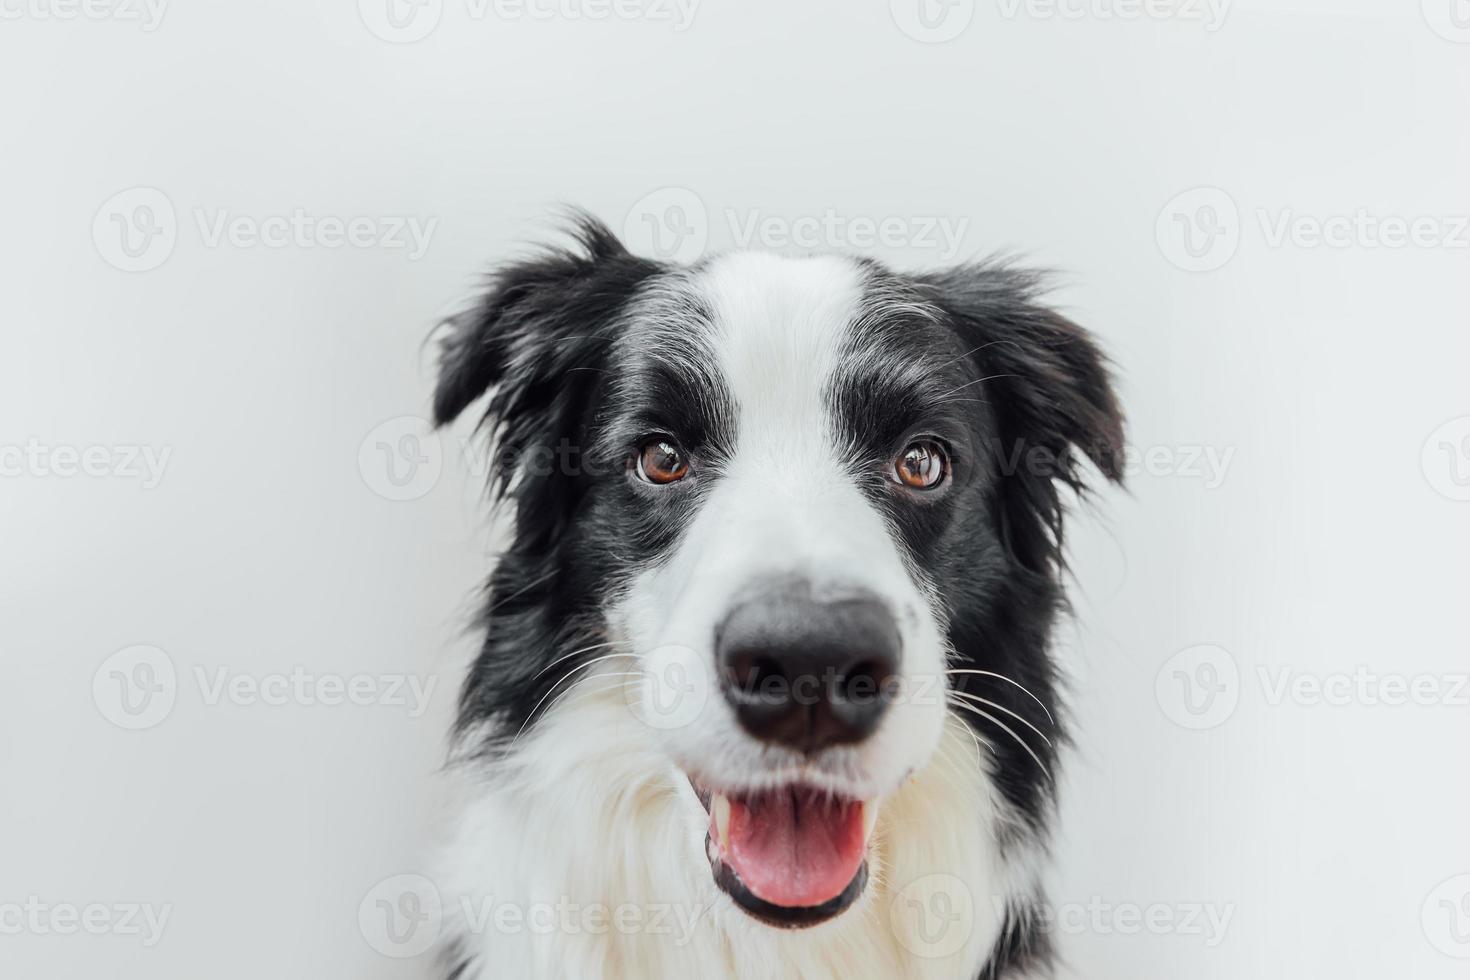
[
  {"left": 92, "top": 188, "right": 438, "bottom": 271},
  {"left": 1257, "top": 209, "right": 1470, "bottom": 251},
  {"left": 623, "top": 187, "right": 708, "bottom": 263},
  {"left": 1117, "top": 443, "right": 1235, "bottom": 489},
  {"left": 1158, "top": 652, "right": 1470, "bottom": 726},
  {"left": 1159, "top": 187, "right": 1470, "bottom": 271},
  {"left": 890, "top": 873, "right": 976, "bottom": 959},
  {"left": 1422, "top": 416, "right": 1470, "bottom": 502},
  {"left": 626, "top": 644, "right": 710, "bottom": 731},
  {"left": 93, "top": 645, "right": 439, "bottom": 728},
  {"left": 996, "top": 0, "right": 1230, "bottom": 31},
  {"left": 623, "top": 187, "right": 973, "bottom": 262},
  {"left": 620, "top": 649, "right": 953, "bottom": 731},
  {"left": 890, "top": 0, "right": 975, "bottom": 43},
  {"left": 994, "top": 895, "right": 1235, "bottom": 946},
  {"left": 359, "top": 874, "right": 442, "bottom": 958},
  {"left": 0, "top": 898, "right": 173, "bottom": 946},
  {"left": 358, "top": 0, "right": 443, "bottom": 42},
  {"left": 359, "top": 416, "right": 443, "bottom": 501},
  {"left": 93, "top": 187, "right": 176, "bottom": 272},
  {"left": 93, "top": 645, "right": 178, "bottom": 730},
  {"left": 192, "top": 209, "right": 437, "bottom": 258},
  {"left": 1257, "top": 666, "right": 1470, "bottom": 709},
  {"left": 359, "top": 0, "right": 699, "bottom": 41},
  {"left": 358, "top": 875, "right": 713, "bottom": 950},
  {"left": 1422, "top": 0, "right": 1470, "bottom": 43},
  {"left": 1423, "top": 874, "right": 1470, "bottom": 958},
  {"left": 0, "top": 439, "right": 172, "bottom": 488},
  {"left": 193, "top": 666, "right": 438, "bottom": 717},
  {"left": 1155, "top": 644, "right": 1239, "bottom": 730},
  {"left": 1156, "top": 187, "right": 1240, "bottom": 272},
  {"left": 459, "top": 894, "right": 710, "bottom": 941},
  {"left": 491, "top": 0, "right": 700, "bottom": 29},
  {"left": 0, "top": 0, "right": 169, "bottom": 30},
  {"left": 988, "top": 438, "right": 1236, "bottom": 490},
  {"left": 726, "top": 209, "right": 970, "bottom": 260}
]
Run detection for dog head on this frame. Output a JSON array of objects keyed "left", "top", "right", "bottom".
[{"left": 435, "top": 215, "right": 1122, "bottom": 930}]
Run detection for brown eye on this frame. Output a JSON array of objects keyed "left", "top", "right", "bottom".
[
  {"left": 635, "top": 439, "right": 689, "bottom": 485},
  {"left": 893, "top": 440, "right": 948, "bottom": 490}
]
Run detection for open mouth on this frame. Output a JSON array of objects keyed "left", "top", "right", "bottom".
[{"left": 691, "top": 779, "right": 876, "bottom": 927}]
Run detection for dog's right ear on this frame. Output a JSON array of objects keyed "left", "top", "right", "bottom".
[{"left": 432, "top": 215, "right": 661, "bottom": 503}]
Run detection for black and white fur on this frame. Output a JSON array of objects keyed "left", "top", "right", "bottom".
[{"left": 431, "top": 215, "right": 1123, "bottom": 979}]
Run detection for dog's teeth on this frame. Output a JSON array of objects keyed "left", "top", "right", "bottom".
[
  {"left": 862, "top": 801, "right": 880, "bottom": 843},
  {"left": 712, "top": 793, "right": 732, "bottom": 852}
]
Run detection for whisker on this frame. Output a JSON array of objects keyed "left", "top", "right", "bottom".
[
  {"left": 948, "top": 691, "right": 1053, "bottom": 747},
  {"left": 536, "top": 674, "right": 644, "bottom": 724},
  {"left": 484, "top": 567, "right": 559, "bottom": 615},
  {"left": 944, "top": 669, "right": 1055, "bottom": 725},
  {"left": 512, "top": 657, "right": 637, "bottom": 744},
  {"left": 934, "top": 339, "right": 1026, "bottom": 371},
  {"left": 945, "top": 699, "right": 1052, "bottom": 780},
  {"left": 530, "top": 642, "right": 628, "bottom": 683},
  {"left": 960, "top": 723, "right": 996, "bottom": 767},
  {"left": 937, "top": 373, "right": 1019, "bottom": 400}
]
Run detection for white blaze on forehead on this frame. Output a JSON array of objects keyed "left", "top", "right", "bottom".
[
  {"left": 695, "top": 251, "right": 868, "bottom": 463},
  {"left": 677, "top": 250, "right": 915, "bottom": 597}
]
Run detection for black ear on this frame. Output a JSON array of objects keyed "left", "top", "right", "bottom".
[
  {"left": 916, "top": 262, "right": 1125, "bottom": 575},
  {"left": 434, "top": 215, "right": 657, "bottom": 431},
  {"left": 433, "top": 215, "right": 660, "bottom": 542}
]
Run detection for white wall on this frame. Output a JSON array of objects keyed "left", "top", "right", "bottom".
[{"left": 3, "top": 1, "right": 1468, "bottom": 977}]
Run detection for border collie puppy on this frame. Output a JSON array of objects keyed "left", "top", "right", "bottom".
[{"left": 431, "top": 215, "right": 1123, "bottom": 980}]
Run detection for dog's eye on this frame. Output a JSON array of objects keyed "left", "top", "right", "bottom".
[
  {"left": 635, "top": 439, "right": 690, "bottom": 485},
  {"left": 893, "top": 440, "right": 948, "bottom": 490}
]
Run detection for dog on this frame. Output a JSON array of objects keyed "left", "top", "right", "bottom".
[{"left": 430, "top": 214, "right": 1123, "bottom": 979}]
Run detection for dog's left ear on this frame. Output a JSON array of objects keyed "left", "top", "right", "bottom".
[
  {"left": 432, "top": 216, "right": 660, "bottom": 546},
  {"left": 915, "top": 262, "right": 1125, "bottom": 574}
]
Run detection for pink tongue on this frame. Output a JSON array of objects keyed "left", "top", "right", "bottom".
[{"left": 721, "top": 788, "right": 866, "bottom": 908}]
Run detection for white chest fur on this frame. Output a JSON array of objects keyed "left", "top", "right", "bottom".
[{"left": 436, "top": 679, "right": 1028, "bottom": 980}]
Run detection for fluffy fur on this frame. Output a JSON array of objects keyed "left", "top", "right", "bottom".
[{"left": 430, "top": 215, "right": 1123, "bottom": 979}]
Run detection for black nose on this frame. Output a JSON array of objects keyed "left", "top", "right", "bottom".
[{"left": 715, "top": 588, "right": 901, "bottom": 754}]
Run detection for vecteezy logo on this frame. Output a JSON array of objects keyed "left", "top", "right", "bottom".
[
  {"left": 1156, "top": 187, "right": 1240, "bottom": 272},
  {"left": 358, "top": 0, "right": 443, "bottom": 43},
  {"left": 93, "top": 645, "right": 178, "bottom": 730},
  {"left": 92, "top": 187, "right": 177, "bottom": 272},
  {"left": 358, "top": 873, "right": 442, "bottom": 957},
  {"left": 622, "top": 187, "right": 708, "bottom": 263},
  {"left": 1422, "top": 416, "right": 1470, "bottom": 502},
  {"left": 890, "top": 0, "right": 975, "bottom": 43},
  {"left": 358, "top": 416, "right": 443, "bottom": 501},
  {"left": 1422, "top": 0, "right": 1470, "bottom": 43},
  {"left": 627, "top": 644, "right": 710, "bottom": 731},
  {"left": 889, "top": 873, "right": 975, "bottom": 959},
  {"left": 1155, "top": 644, "right": 1239, "bottom": 730},
  {"left": 1423, "top": 874, "right": 1470, "bottom": 957}
]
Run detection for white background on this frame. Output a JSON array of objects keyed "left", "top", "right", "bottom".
[{"left": 3, "top": 1, "right": 1469, "bottom": 977}]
